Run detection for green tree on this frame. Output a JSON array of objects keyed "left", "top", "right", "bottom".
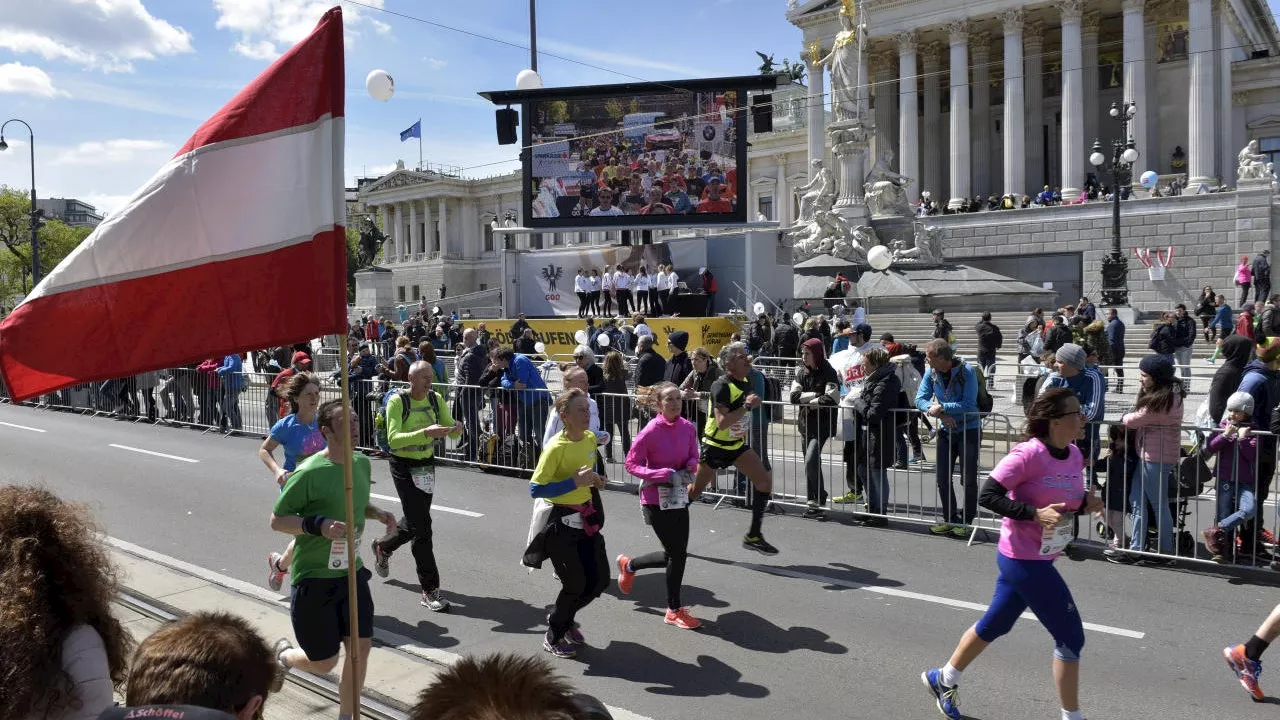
[
  {"left": 0, "top": 186, "right": 92, "bottom": 299},
  {"left": 604, "top": 98, "right": 625, "bottom": 121},
  {"left": 545, "top": 100, "right": 570, "bottom": 124}
]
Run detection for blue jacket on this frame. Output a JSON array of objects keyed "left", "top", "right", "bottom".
[
  {"left": 1042, "top": 367, "right": 1105, "bottom": 423},
  {"left": 1105, "top": 318, "right": 1126, "bottom": 355},
  {"left": 831, "top": 335, "right": 851, "bottom": 356},
  {"left": 501, "top": 354, "right": 549, "bottom": 405},
  {"left": 914, "top": 361, "right": 981, "bottom": 432},
  {"left": 748, "top": 368, "right": 770, "bottom": 429},
  {"left": 1238, "top": 361, "right": 1280, "bottom": 431},
  {"left": 1210, "top": 304, "right": 1234, "bottom": 331},
  {"left": 216, "top": 354, "right": 245, "bottom": 391}
]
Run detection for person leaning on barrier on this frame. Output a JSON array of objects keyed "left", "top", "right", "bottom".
[
  {"left": 1209, "top": 335, "right": 1255, "bottom": 425},
  {"left": 113, "top": 611, "right": 278, "bottom": 720},
  {"left": 455, "top": 329, "right": 489, "bottom": 462},
  {"left": 792, "top": 337, "right": 840, "bottom": 518},
  {"left": 408, "top": 653, "right": 608, "bottom": 720},
  {"left": 1236, "top": 338, "right": 1280, "bottom": 562},
  {"left": 2, "top": 485, "right": 132, "bottom": 720},
  {"left": 849, "top": 347, "right": 900, "bottom": 526},
  {"left": 681, "top": 347, "right": 721, "bottom": 440},
  {"left": 915, "top": 339, "right": 983, "bottom": 537}
]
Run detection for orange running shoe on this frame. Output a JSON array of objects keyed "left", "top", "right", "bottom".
[
  {"left": 1224, "top": 643, "right": 1265, "bottom": 701},
  {"left": 664, "top": 607, "right": 702, "bottom": 630},
  {"left": 616, "top": 554, "right": 634, "bottom": 594}
]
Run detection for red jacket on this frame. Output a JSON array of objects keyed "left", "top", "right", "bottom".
[
  {"left": 365, "top": 319, "right": 380, "bottom": 340},
  {"left": 1237, "top": 311, "right": 1255, "bottom": 340}
]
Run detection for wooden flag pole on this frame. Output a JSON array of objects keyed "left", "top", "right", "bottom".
[{"left": 337, "top": 335, "right": 362, "bottom": 720}]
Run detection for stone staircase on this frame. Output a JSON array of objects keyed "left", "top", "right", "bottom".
[{"left": 863, "top": 310, "right": 1156, "bottom": 360}]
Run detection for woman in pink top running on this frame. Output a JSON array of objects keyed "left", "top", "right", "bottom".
[
  {"left": 922, "top": 388, "right": 1103, "bottom": 720},
  {"left": 616, "top": 382, "right": 702, "bottom": 630}
]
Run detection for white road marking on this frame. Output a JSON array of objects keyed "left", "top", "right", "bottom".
[
  {"left": 108, "top": 443, "right": 199, "bottom": 463},
  {"left": 105, "top": 536, "right": 653, "bottom": 720},
  {"left": 0, "top": 420, "right": 46, "bottom": 433},
  {"left": 370, "top": 492, "right": 484, "bottom": 518},
  {"left": 735, "top": 562, "right": 1146, "bottom": 639}
]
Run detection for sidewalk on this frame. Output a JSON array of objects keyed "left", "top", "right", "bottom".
[{"left": 109, "top": 542, "right": 444, "bottom": 718}]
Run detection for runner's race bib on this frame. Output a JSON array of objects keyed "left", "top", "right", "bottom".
[
  {"left": 1039, "top": 513, "right": 1075, "bottom": 556},
  {"left": 561, "top": 513, "right": 584, "bottom": 529},
  {"left": 730, "top": 415, "right": 751, "bottom": 439},
  {"left": 329, "top": 531, "right": 362, "bottom": 570},
  {"left": 658, "top": 482, "right": 689, "bottom": 510},
  {"left": 411, "top": 465, "right": 436, "bottom": 494}
]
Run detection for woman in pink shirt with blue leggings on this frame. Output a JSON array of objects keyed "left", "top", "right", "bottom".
[
  {"left": 616, "top": 382, "right": 702, "bottom": 630},
  {"left": 922, "top": 388, "right": 1103, "bottom": 720}
]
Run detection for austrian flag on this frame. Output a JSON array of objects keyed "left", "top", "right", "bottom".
[{"left": 0, "top": 8, "right": 348, "bottom": 402}]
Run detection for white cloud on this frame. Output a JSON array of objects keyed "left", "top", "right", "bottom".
[
  {"left": 52, "top": 139, "right": 171, "bottom": 166},
  {"left": 0, "top": 63, "right": 65, "bottom": 98},
  {"left": 214, "top": 0, "right": 389, "bottom": 60},
  {"left": 535, "top": 37, "right": 715, "bottom": 79},
  {"left": 57, "top": 77, "right": 209, "bottom": 121},
  {"left": 81, "top": 193, "right": 135, "bottom": 216},
  {"left": 425, "top": 57, "right": 448, "bottom": 70},
  {"left": 0, "top": 0, "right": 192, "bottom": 73}
]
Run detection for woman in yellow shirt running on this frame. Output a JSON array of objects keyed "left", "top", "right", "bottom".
[{"left": 529, "top": 388, "right": 609, "bottom": 659}]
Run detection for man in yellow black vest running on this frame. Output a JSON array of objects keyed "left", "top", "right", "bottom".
[{"left": 688, "top": 341, "right": 779, "bottom": 555}]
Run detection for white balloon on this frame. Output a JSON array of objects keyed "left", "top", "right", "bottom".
[
  {"left": 867, "top": 244, "right": 893, "bottom": 271},
  {"left": 753, "top": 302, "right": 766, "bottom": 316},
  {"left": 575, "top": 329, "right": 589, "bottom": 344},
  {"left": 792, "top": 312, "right": 806, "bottom": 326},
  {"left": 597, "top": 333, "right": 611, "bottom": 347},
  {"left": 365, "top": 69, "right": 395, "bottom": 101},
  {"left": 515, "top": 68, "right": 543, "bottom": 90},
  {"left": 534, "top": 341, "right": 547, "bottom": 354}
]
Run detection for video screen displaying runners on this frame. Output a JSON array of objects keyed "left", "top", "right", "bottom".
[{"left": 525, "top": 87, "right": 746, "bottom": 228}]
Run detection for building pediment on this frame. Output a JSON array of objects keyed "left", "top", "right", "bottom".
[
  {"left": 361, "top": 170, "right": 434, "bottom": 195},
  {"left": 1247, "top": 115, "right": 1280, "bottom": 131}
]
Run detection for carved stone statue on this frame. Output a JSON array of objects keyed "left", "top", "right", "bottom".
[
  {"left": 356, "top": 215, "right": 388, "bottom": 266},
  {"left": 789, "top": 209, "right": 872, "bottom": 263},
  {"left": 891, "top": 222, "right": 944, "bottom": 265},
  {"left": 1239, "top": 139, "right": 1269, "bottom": 182},
  {"left": 816, "top": 0, "right": 868, "bottom": 124},
  {"left": 863, "top": 149, "right": 912, "bottom": 218},
  {"left": 794, "top": 159, "right": 836, "bottom": 226}
]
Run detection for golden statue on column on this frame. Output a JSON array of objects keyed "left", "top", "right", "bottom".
[{"left": 816, "top": 0, "right": 869, "bottom": 124}]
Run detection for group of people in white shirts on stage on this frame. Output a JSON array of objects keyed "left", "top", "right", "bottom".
[{"left": 575, "top": 264, "right": 680, "bottom": 318}]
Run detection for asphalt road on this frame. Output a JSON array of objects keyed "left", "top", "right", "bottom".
[{"left": 3, "top": 402, "right": 1279, "bottom": 720}]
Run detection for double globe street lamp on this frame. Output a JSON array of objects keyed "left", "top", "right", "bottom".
[
  {"left": 1090, "top": 101, "right": 1140, "bottom": 307},
  {"left": 0, "top": 118, "right": 41, "bottom": 287}
]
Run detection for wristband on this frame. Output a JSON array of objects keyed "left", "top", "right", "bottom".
[{"left": 301, "top": 515, "right": 328, "bottom": 536}]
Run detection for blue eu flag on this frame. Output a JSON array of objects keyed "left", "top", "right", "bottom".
[{"left": 400, "top": 119, "right": 421, "bottom": 141}]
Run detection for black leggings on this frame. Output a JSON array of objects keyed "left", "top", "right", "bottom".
[
  {"left": 546, "top": 524, "right": 609, "bottom": 642},
  {"left": 630, "top": 505, "right": 690, "bottom": 610},
  {"left": 602, "top": 291, "right": 614, "bottom": 316},
  {"left": 577, "top": 292, "right": 590, "bottom": 318},
  {"left": 589, "top": 291, "right": 601, "bottom": 315}
]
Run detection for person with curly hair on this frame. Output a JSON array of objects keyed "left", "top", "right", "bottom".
[{"left": 1, "top": 485, "right": 132, "bottom": 720}]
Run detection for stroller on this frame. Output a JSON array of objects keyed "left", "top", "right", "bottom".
[{"left": 1095, "top": 440, "right": 1210, "bottom": 557}]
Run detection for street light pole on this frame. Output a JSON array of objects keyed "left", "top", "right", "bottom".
[
  {"left": 0, "top": 118, "right": 39, "bottom": 287},
  {"left": 1090, "top": 102, "right": 1139, "bottom": 308}
]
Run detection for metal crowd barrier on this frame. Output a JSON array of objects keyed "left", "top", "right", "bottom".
[{"left": 5, "top": 365, "right": 1276, "bottom": 572}]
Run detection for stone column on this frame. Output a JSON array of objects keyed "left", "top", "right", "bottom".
[
  {"left": 1001, "top": 9, "right": 1026, "bottom": 199},
  {"left": 947, "top": 21, "right": 971, "bottom": 210},
  {"left": 1082, "top": 11, "right": 1101, "bottom": 156},
  {"left": 1218, "top": 9, "right": 1237, "bottom": 182},
  {"left": 392, "top": 203, "right": 404, "bottom": 262},
  {"left": 1024, "top": 21, "right": 1045, "bottom": 195},
  {"left": 1059, "top": 0, "right": 1085, "bottom": 199},
  {"left": 970, "top": 33, "right": 992, "bottom": 199},
  {"left": 1188, "top": 0, "right": 1215, "bottom": 186},
  {"left": 1122, "top": 0, "right": 1150, "bottom": 171},
  {"left": 776, "top": 159, "right": 789, "bottom": 225},
  {"left": 408, "top": 201, "right": 419, "bottom": 257},
  {"left": 437, "top": 197, "right": 449, "bottom": 257},
  {"left": 873, "top": 58, "right": 894, "bottom": 169},
  {"left": 421, "top": 200, "right": 433, "bottom": 254},
  {"left": 806, "top": 53, "right": 826, "bottom": 173},
  {"left": 897, "top": 30, "right": 920, "bottom": 203},
  {"left": 922, "top": 42, "right": 942, "bottom": 202}
]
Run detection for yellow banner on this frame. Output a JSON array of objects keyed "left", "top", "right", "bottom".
[{"left": 462, "top": 317, "right": 742, "bottom": 360}]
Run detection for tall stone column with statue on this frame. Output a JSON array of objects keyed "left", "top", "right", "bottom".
[{"left": 816, "top": 0, "right": 873, "bottom": 225}]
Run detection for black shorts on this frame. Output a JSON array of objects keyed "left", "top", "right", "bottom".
[
  {"left": 700, "top": 443, "right": 748, "bottom": 470},
  {"left": 290, "top": 566, "right": 374, "bottom": 660}
]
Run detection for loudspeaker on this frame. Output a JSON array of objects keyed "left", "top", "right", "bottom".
[
  {"left": 751, "top": 94, "right": 773, "bottom": 134},
  {"left": 495, "top": 108, "right": 519, "bottom": 145}
]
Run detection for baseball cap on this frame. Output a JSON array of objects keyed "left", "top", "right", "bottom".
[
  {"left": 854, "top": 323, "right": 873, "bottom": 339},
  {"left": 291, "top": 351, "right": 312, "bottom": 365}
]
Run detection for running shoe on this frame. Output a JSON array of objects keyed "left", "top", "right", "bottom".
[
  {"left": 802, "top": 502, "right": 827, "bottom": 520},
  {"left": 921, "top": 668, "right": 962, "bottom": 720},
  {"left": 929, "top": 523, "right": 955, "bottom": 536},
  {"left": 832, "top": 491, "right": 862, "bottom": 504},
  {"left": 421, "top": 589, "right": 450, "bottom": 613},
  {"left": 545, "top": 614, "right": 585, "bottom": 645},
  {"left": 1104, "top": 548, "right": 1140, "bottom": 565},
  {"left": 1224, "top": 643, "right": 1265, "bottom": 700},
  {"left": 743, "top": 534, "right": 779, "bottom": 555},
  {"left": 370, "top": 539, "right": 390, "bottom": 579},
  {"left": 616, "top": 554, "right": 634, "bottom": 595},
  {"left": 1202, "top": 527, "right": 1226, "bottom": 557},
  {"left": 543, "top": 630, "right": 578, "bottom": 658},
  {"left": 665, "top": 607, "right": 702, "bottom": 630},
  {"left": 270, "top": 638, "right": 293, "bottom": 692},
  {"left": 266, "top": 552, "right": 286, "bottom": 592},
  {"left": 908, "top": 455, "right": 924, "bottom": 464},
  {"left": 861, "top": 515, "right": 888, "bottom": 528},
  {"left": 949, "top": 525, "right": 969, "bottom": 539}
]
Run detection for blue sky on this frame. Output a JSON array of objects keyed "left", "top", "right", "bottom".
[{"left": 0, "top": 0, "right": 801, "bottom": 216}]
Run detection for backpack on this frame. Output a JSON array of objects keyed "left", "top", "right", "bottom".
[
  {"left": 374, "top": 389, "right": 442, "bottom": 454},
  {"left": 957, "top": 361, "right": 994, "bottom": 414}
]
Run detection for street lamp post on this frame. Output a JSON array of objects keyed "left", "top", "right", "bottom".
[
  {"left": 1090, "top": 101, "right": 1140, "bottom": 307},
  {"left": 0, "top": 119, "right": 39, "bottom": 287}
]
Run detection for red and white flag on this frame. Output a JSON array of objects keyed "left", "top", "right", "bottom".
[{"left": 0, "top": 8, "right": 348, "bottom": 403}]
